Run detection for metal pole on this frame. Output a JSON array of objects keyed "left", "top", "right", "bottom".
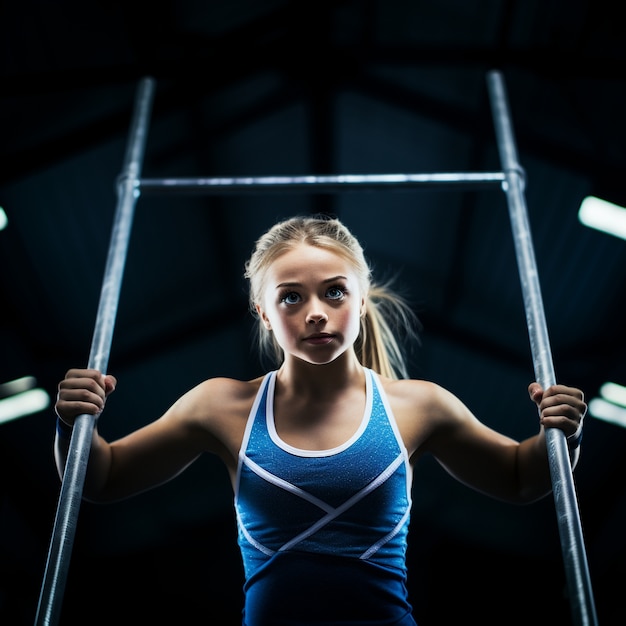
[
  {"left": 486, "top": 70, "right": 598, "bottom": 626},
  {"left": 35, "top": 76, "right": 155, "bottom": 626},
  {"left": 137, "top": 171, "right": 506, "bottom": 194}
]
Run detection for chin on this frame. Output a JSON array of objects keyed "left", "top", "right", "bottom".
[{"left": 294, "top": 352, "right": 341, "bottom": 367}]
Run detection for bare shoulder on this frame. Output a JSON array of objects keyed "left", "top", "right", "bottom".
[
  {"left": 376, "top": 375, "right": 477, "bottom": 458},
  {"left": 194, "top": 375, "right": 265, "bottom": 401},
  {"left": 163, "top": 374, "right": 266, "bottom": 458},
  {"left": 173, "top": 375, "right": 265, "bottom": 421},
  {"left": 379, "top": 376, "right": 458, "bottom": 415}
]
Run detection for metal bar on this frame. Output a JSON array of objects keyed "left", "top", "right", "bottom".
[
  {"left": 35, "top": 77, "right": 156, "bottom": 626},
  {"left": 138, "top": 171, "right": 505, "bottom": 194},
  {"left": 486, "top": 70, "right": 598, "bottom": 626}
]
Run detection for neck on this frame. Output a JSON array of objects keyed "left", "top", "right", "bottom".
[{"left": 276, "top": 351, "right": 364, "bottom": 398}]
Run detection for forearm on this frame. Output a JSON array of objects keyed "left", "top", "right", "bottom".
[
  {"left": 54, "top": 418, "right": 113, "bottom": 501},
  {"left": 516, "top": 427, "right": 579, "bottom": 503}
]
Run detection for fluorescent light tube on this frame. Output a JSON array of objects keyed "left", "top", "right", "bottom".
[{"left": 579, "top": 196, "right": 626, "bottom": 240}]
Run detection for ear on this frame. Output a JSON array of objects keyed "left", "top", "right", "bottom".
[
  {"left": 360, "top": 296, "right": 367, "bottom": 318},
  {"left": 256, "top": 304, "right": 272, "bottom": 330}
]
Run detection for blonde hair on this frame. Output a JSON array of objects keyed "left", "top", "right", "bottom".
[{"left": 244, "top": 214, "right": 420, "bottom": 379}]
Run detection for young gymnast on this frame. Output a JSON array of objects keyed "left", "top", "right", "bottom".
[{"left": 54, "top": 214, "right": 586, "bottom": 625}]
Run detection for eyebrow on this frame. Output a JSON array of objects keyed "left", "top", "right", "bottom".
[{"left": 275, "top": 275, "right": 348, "bottom": 289}]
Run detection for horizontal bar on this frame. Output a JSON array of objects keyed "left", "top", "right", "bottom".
[{"left": 138, "top": 171, "right": 506, "bottom": 194}]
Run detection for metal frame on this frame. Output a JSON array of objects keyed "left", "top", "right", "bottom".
[{"left": 35, "top": 71, "right": 597, "bottom": 626}]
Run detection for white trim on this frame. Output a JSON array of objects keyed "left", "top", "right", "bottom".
[{"left": 266, "top": 368, "right": 372, "bottom": 457}]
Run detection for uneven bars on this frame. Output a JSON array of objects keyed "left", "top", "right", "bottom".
[
  {"left": 486, "top": 70, "right": 597, "bottom": 626},
  {"left": 37, "top": 71, "right": 597, "bottom": 625},
  {"left": 138, "top": 171, "right": 505, "bottom": 194},
  {"left": 35, "top": 76, "right": 155, "bottom": 626}
]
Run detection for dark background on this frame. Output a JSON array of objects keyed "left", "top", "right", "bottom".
[{"left": 1, "top": 1, "right": 625, "bottom": 624}]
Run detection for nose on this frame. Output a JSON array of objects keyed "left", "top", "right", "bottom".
[
  {"left": 307, "top": 312, "right": 328, "bottom": 324},
  {"left": 306, "top": 300, "right": 328, "bottom": 324}
]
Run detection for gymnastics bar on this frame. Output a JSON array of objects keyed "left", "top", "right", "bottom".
[
  {"left": 35, "top": 77, "right": 156, "bottom": 626},
  {"left": 135, "top": 73, "right": 598, "bottom": 626},
  {"left": 36, "top": 71, "right": 597, "bottom": 625},
  {"left": 486, "top": 70, "right": 597, "bottom": 626},
  {"left": 138, "top": 171, "right": 506, "bottom": 194}
]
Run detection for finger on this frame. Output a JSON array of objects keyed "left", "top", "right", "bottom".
[
  {"left": 540, "top": 401, "right": 586, "bottom": 437},
  {"left": 57, "top": 382, "right": 106, "bottom": 412},
  {"left": 56, "top": 399, "right": 102, "bottom": 418},
  {"left": 543, "top": 384, "right": 585, "bottom": 403},
  {"left": 104, "top": 374, "right": 117, "bottom": 395},
  {"left": 540, "top": 415, "right": 580, "bottom": 438},
  {"left": 60, "top": 376, "right": 106, "bottom": 398},
  {"left": 528, "top": 382, "right": 543, "bottom": 402},
  {"left": 541, "top": 392, "right": 586, "bottom": 416},
  {"left": 65, "top": 368, "right": 102, "bottom": 381}
]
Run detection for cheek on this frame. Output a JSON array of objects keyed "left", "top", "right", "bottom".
[
  {"left": 265, "top": 307, "right": 294, "bottom": 338},
  {"left": 343, "top": 305, "right": 362, "bottom": 335}
]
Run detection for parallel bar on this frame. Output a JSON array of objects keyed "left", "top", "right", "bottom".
[
  {"left": 138, "top": 171, "right": 505, "bottom": 194},
  {"left": 486, "top": 70, "right": 598, "bottom": 626},
  {"left": 37, "top": 71, "right": 595, "bottom": 626},
  {"left": 35, "top": 77, "right": 155, "bottom": 626}
]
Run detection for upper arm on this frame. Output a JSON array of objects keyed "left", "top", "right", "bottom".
[
  {"left": 96, "top": 409, "right": 205, "bottom": 502},
  {"left": 402, "top": 382, "right": 528, "bottom": 502},
  {"left": 87, "top": 377, "right": 248, "bottom": 502}
]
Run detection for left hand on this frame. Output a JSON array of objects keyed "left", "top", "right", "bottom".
[{"left": 528, "top": 382, "right": 587, "bottom": 441}]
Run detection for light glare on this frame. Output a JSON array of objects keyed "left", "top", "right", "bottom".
[
  {"left": 600, "top": 382, "right": 626, "bottom": 408},
  {"left": 579, "top": 196, "right": 626, "bottom": 240},
  {"left": 0, "top": 375, "right": 36, "bottom": 397},
  {"left": 589, "top": 397, "right": 626, "bottom": 429},
  {"left": 0, "top": 388, "right": 50, "bottom": 425}
]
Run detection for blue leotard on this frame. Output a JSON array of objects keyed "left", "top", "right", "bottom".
[{"left": 234, "top": 368, "right": 416, "bottom": 625}]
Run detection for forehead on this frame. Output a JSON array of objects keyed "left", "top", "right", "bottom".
[{"left": 267, "top": 244, "right": 354, "bottom": 282}]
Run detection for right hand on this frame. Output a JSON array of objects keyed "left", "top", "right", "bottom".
[{"left": 55, "top": 368, "right": 117, "bottom": 425}]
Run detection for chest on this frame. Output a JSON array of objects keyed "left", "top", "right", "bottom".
[
  {"left": 242, "top": 384, "right": 406, "bottom": 505},
  {"left": 272, "top": 392, "right": 366, "bottom": 451}
]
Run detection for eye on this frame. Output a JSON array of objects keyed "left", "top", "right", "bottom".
[
  {"left": 280, "top": 291, "right": 301, "bottom": 305},
  {"left": 326, "top": 286, "right": 346, "bottom": 300}
]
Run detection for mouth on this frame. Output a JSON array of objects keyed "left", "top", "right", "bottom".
[{"left": 303, "top": 333, "right": 335, "bottom": 345}]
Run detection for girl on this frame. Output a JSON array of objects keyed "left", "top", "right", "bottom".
[{"left": 54, "top": 214, "right": 586, "bottom": 625}]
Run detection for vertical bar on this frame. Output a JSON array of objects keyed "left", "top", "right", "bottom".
[
  {"left": 35, "top": 76, "right": 156, "bottom": 626},
  {"left": 486, "top": 70, "right": 598, "bottom": 626}
]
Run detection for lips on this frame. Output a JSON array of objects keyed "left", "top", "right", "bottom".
[{"left": 304, "top": 333, "right": 335, "bottom": 345}]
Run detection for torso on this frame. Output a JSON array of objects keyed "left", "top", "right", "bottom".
[
  {"left": 234, "top": 368, "right": 414, "bottom": 578},
  {"left": 192, "top": 369, "right": 439, "bottom": 483}
]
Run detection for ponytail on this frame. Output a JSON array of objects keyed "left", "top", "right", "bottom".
[{"left": 355, "top": 282, "right": 421, "bottom": 380}]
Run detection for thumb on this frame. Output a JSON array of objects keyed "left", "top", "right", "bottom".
[
  {"left": 104, "top": 374, "right": 117, "bottom": 396},
  {"left": 528, "top": 382, "right": 543, "bottom": 404}
]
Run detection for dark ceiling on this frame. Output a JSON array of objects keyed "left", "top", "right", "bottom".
[{"left": 1, "top": 1, "right": 625, "bottom": 625}]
